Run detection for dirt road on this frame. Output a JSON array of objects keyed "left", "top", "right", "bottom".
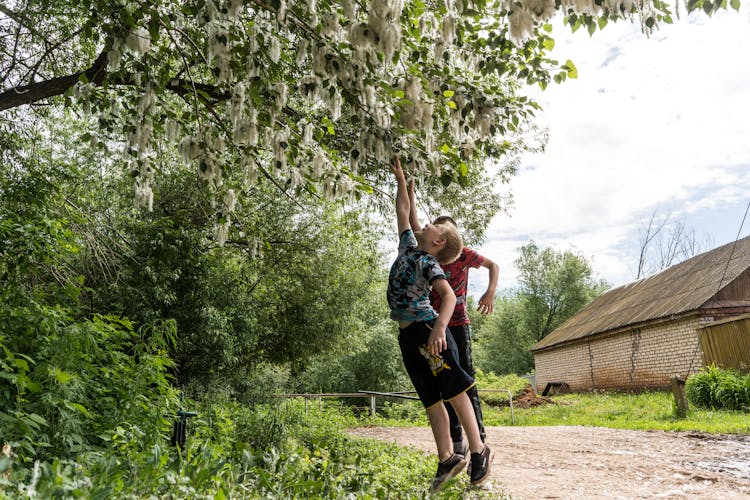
[{"left": 348, "top": 425, "right": 750, "bottom": 499}]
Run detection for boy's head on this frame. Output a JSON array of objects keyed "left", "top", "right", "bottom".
[
  {"left": 415, "top": 222, "right": 463, "bottom": 264},
  {"left": 432, "top": 215, "right": 457, "bottom": 228}
]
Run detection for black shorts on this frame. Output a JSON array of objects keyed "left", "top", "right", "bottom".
[{"left": 398, "top": 321, "right": 475, "bottom": 409}]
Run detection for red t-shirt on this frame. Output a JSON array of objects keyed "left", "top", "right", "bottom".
[{"left": 430, "top": 247, "right": 484, "bottom": 327}]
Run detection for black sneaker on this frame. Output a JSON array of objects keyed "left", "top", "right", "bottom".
[
  {"left": 430, "top": 453, "right": 468, "bottom": 492},
  {"left": 469, "top": 444, "right": 494, "bottom": 486},
  {"left": 453, "top": 440, "right": 469, "bottom": 458}
]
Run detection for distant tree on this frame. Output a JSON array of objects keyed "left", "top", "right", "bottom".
[
  {"left": 515, "top": 241, "right": 608, "bottom": 342},
  {"left": 475, "top": 295, "right": 534, "bottom": 375},
  {"left": 635, "top": 209, "right": 712, "bottom": 279},
  {"left": 474, "top": 242, "right": 607, "bottom": 375}
]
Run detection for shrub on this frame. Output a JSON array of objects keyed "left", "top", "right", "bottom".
[{"left": 686, "top": 365, "right": 750, "bottom": 411}]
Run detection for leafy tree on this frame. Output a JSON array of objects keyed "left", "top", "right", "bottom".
[
  {"left": 474, "top": 242, "right": 607, "bottom": 374},
  {"left": 474, "top": 295, "right": 535, "bottom": 374},
  {"left": 3, "top": 0, "right": 734, "bottom": 235},
  {"left": 294, "top": 270, "right": 413, "bottom": 394},
  {"left": 515, "top": 241, "right": 608, "bottom": 342}
]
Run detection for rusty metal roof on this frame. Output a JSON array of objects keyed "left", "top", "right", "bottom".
[{"left": 532, "top": 235, "right": 750, "bottom": 351}]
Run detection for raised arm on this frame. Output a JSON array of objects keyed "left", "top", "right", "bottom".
[
  {"left": 390, "top": 155, "right": 410, "bottom": 235},
  {"left": 477, "top": 257, "right": 499, "bottom": 315},
  {"left": 407, "top": 178, "right": 422, "bottom": 232}
]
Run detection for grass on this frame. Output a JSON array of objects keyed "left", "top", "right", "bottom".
[
  {"left": 342, "top": 389, "right": 750, "bottom": 434},
  {"left": 481, "top": 390, "right": 750, "bottom": 433}
]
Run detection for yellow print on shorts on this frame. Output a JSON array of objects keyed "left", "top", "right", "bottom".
[{"left": 418, "top": 345, "right": 452, "bottom": 376}]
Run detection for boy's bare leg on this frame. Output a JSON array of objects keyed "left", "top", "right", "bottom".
[
  {"left": 446, "top": 392, "right": 484, "bottom": 453},
  {"left": 426, "top": 403, "right": 454, "bottom": 461}
]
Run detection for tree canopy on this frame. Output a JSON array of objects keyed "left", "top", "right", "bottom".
[{"left": 2, "top": 0, "right": 738, "bottom": 237}]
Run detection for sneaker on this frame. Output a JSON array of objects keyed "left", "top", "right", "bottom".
[
  {"left": 453, "top": 440, "right": 469, "bottom": 458},
  {"left": 430, "top": 453, "right": 468, "bottom": 492},
  {"left": 469, "top": 444, "right": 494, "bottom": 486}
]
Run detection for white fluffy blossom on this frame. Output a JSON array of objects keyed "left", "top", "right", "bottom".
[
  {"left": 134, "top": 159, "right": 154, "bottom": 211},
  {"left": 274, "top": 82, "right": 288, "bottom": 111},
  {"left": 330, "top": 89, "right": 342, "bottom": 120},
  {"left": 342, "top": 0, "right": 358, "bottom": 20},
  {"left": 322, "top": 12, "right": 342, "bottom": 39},
  {"left": 442, "top": 15, "right": 458, "bottom": 45},
  {"left": 301, "top": 120, "right": 314, "bottom": 146},
  {"left": 180, "top": 136, "right": 202, "bottom": 162},
  {"left": 270, "top": 36, "right": 281, "bottom": 64},
  {"left": 126, "top": 26, "right": 151, "bottom": 56},
  {"left": 228, "top": 0, "right": 243, "bottom": 18},
  {"left": 107, "top": 39, "right": 123, "bottom": 70},
  {"left": 296, "top": 38, "right": 309, "bottom": 65},
  {"left": 273, "top": 127, "right": 290, "bottom": 169},
  {"left": 229, "top": 83, "right": 246, "bottom": 128},
  {"left": 508, "top": 8, "right": 536, "bottom": 42}
]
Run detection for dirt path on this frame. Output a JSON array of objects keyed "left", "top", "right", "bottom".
[{"left": 348, "top": 425, "right": 750, "bottom": 499}]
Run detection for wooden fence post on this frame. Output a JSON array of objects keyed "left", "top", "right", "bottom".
[{"left": 671, "top": 376, "right": 689, "bottom": 418}]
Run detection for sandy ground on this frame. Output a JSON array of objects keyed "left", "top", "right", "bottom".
[{"left": 347, "top": 425, "right": 750, "bottom": 499}]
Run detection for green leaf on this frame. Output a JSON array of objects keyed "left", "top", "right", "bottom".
[
  {"left": 565, "top": 60, "right": 578, "bottom": 79},
  {"left": 327, "top": 125, "right": 335, "bottom": 135},
  {"left": 459, "top": 162, "right": 468, "bottom": 176},
  {"left": 51, "top": 368, "right": 74, "bottom": 384},
  {"left": 442, "top": 90, "right": 455, "bottom": 98},
  {"left": 68, "top": 402, "right": 90, "bottom": 416},
  {"left": 731, "top": 0, "right": 740, "bottom": 10},
  {"left": 440, "top": 144, "right": 450, "bottom": 154},
  {"left": 542, "top": 38, "right": 555, "bottom": 51},
  {"left": 597, "top": 17, "right": 608, "bottom": 30},
  {"left": 447, "top": 101, "right": 457, "bottom": 109},
  {"left": 440, "top": 173, "right": 452, "bottom": 187}
]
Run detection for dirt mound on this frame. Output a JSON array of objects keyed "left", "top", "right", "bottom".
[{"left": 511, "top": 384, "right": 555, "bottom": 409}]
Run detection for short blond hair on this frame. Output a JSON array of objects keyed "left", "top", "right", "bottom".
[{"left": 435, "top": 223, "right": 463, "bottom": 264}]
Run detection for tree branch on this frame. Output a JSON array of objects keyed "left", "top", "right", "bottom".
[{"left": 0, "top": 48, "right": 109, "bottom": 111}]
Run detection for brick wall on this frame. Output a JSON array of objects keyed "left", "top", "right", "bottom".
[{"left": 534, "top": 314, "right": 716, "bottom": 392}]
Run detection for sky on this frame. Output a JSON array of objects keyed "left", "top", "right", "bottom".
[{"left": 469, "top": 4, "right": 750, "bottom": 297}]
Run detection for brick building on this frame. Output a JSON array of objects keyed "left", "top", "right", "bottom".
[{"left": 531, "top": 236, "right": 750, "bottom": 393}]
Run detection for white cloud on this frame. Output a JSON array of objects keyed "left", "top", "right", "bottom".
[{"left": 475, "top": 5, "right": 750, "bottom": 294}]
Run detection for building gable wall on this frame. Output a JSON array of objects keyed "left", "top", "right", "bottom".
[{"left": 533, "top": 315, "right": 716, "bottom": 393}]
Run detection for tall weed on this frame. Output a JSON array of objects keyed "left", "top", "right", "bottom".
[{"left": 686, "top": 365, "right": 750, "bottom": 411}]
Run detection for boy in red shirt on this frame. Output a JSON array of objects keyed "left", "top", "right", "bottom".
[{"left": 408, "top": 183, "right": 499, "bottom": 457}]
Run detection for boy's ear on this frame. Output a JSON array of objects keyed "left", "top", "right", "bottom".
[{"left": 433, "top": 237, "right": 446, "bottom": 248}]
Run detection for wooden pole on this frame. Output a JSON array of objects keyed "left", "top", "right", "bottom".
[{"left": 671, "top": 376, "right": 689, "bottom": 418}]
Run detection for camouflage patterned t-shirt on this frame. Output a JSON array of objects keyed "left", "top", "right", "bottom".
[{"left": 387, "top": 229, "right": 446, "bottom": 322}]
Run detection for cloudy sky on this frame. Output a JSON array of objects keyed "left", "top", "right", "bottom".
[{"left": 471, "top": 4, "right": 750, "bottom": 296}]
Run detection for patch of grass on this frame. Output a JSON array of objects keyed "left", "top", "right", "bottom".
[{"left": 482, "top": 391, "right": 750, "bottom": 433}]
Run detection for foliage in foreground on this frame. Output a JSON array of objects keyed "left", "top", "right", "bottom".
[
  {"left": 686, "top": 365, "right": 750, "bottom": 412},
  {"left": 0, "top": 401, "right": 498, "bottom": 499}
]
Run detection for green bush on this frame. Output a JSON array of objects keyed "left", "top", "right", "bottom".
[
  {"left": 0, "top": 305, "right": 179, "bottom": 464},
  {"left": 685, "top": 365, "right": 750, "bottom": 411}
]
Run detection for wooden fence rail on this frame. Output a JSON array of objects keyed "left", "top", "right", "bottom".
[{"left": 276, "top": 389, "right": 515, "bottom": 424}]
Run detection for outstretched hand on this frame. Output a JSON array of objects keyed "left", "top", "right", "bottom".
[
  {"left": 477, "top": 292, "right": 494, "bottom": 315},
  {"left": 389, "top": 154, "right": 403, "bottom": 177}
]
